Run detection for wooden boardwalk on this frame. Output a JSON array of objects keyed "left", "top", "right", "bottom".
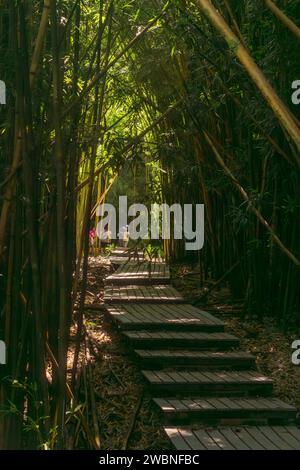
[
  {"left": 106, "top": 261, "right": 170, "bottom": 285},
  {"left": 123, "top": 331, "right": 240, "bottom": 350},
  {"left": 105, "top": 303, "right": 224, "bottom": 331},
  {"left": 135, "top": 350, "right": 256, "bottom": 370},
  {"left": 104, "top": 284, "right": 185, "bottom": 304},
  {"left": 109, "top": 248, "right": 145, "bottom": 266},
  {"left": 103, "top": 248, "right": 300, "bottom": 450},
  {"left": 165, "top": 426, "right": 300, "bottom": 450},
  {"left": 154, "top": 398, "right": 296, "bottom": 425}
]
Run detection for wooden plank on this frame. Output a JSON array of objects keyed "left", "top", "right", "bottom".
[
  {"left": 270, "top": 426, "right": 300, "bottom": 450},
  {"left": 134, "top": 349, "right": 255, "bottom": 370},
  {"left": 244, "top": 426, "right": 299, "bottom": 450},
  {"left": 217, "top": 397, "right": 243, "bottom": 410},
  {"left": 219, "top": 428, "right": 250, "bottom": 450},
  {"left": 178, "top": 370, "right": 210, "bottom": 383},
  {"left": 285, "top": 426, "right": 300, "bottom": 441},
  {"left": 230, "top": 427, "right": 265, "bottom": 450},
  {"left": 128, "top": 331, "right": 238, "bottom": 341},
  {"left": 164, "top": 370, "right": 187, "bottom": 384},
  {"left": 244, "top": 427, "right": 278, "bottom": 450},
  {"left": 156, "top": 398, "right": 189, "bottom": 412},
  {"left": 153, "top": 397, "right": 296, "bottom": 425},
  {"left": 200, "top": 371, "right": 224, "bottom": 383},
  {"left": 165, "top": 426, "right": 300, "bottom": 450},
  {"left": 106, "top": 260, "right": 170, "bottom": 285},
  {"left": 110, "top": 248, "right": 145, "bottom": 258},
  {"left": 205, "top": 398, "right": 228, "bottom": 409},
  {"left": 143, "top": 370, "right": 162, "bottom": 383},
  {"left": 164, "top": 428, "right": 192, "bottom": 450},
  {"left": 142, "top": 369, "right": 273, "bottom": 396},
  {"left": 178, "top": 428, "right": 206, "bottom": 450},
  {"left": 193, "top": 429, "right": 221, "bottom": 450},
  {"left": 104, "top": 284, "right": 185, "bottom": 304},
  {"left": 125, "top": 331, "right": 239, "bottom": 350},
  {"left": 238, "top": 398, "right": 257, "bottom": 410},
  {"left": 155, "top": 370, "right": 177, "bottom": 383},
  {"left": 191, "top": 399, "right": 215, "bottom": 410},
  {"left": 146, "top": 371, "right": 272, "bottom": 386},
  {"left": 158, "top": 304, "right": 222, "bottom": 322},
  {"left": 207, "top": 429, "right": 235, "bottom": 450}
]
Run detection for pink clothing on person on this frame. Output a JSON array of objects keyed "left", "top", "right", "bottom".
[{"left": 89, "top": 229, "right": 96, "bottom": 240}]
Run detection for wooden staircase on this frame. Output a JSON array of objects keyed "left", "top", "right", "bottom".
[{"left": 103, "top": 248, "right": 300, "bottom": 450}]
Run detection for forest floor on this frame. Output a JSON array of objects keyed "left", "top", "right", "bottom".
[{"left": 79, "top": 257, "right": 300, "bottom": 450}]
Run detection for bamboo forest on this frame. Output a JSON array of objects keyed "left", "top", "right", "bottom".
[{"left": 1, "top": 0, "right": 300, "bottom": 454}]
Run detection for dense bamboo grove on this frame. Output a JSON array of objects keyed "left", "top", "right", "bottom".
[{"left": 0, "top": 0, "right": 299, "bottom": 449}]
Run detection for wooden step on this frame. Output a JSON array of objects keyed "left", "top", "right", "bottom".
[
  {"left": 154, "top": 397, "right": 296, "bottom": 425},
  {"left": 135, "top": 350, "right": 255, "bottom": 370},
  {"left": 111, "top": 248, "right": 144, "bottom": 259},
  {"left": 106, "top": 261, "right": 170, "bottom": 285},
  {"left": 124, "top": 331, "right": 239, "bottom": 350},
  {"left": 104, "top": 284, "right": 185, "bottom": 304},
  {"left": 142, "top": 370, "right": 273, "bottom": 396},
  {"left": 109, "top": 256, "right": 132, "bottom": 266},
  {"left": 106, "top": 304, "right": 224, "bottom": 332},
  {"left": 165, "top": 425, "right": 300, "bottom": 450}
]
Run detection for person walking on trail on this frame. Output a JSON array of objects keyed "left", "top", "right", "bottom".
[
  {"left": 89, "top": 228, "right": 97, "bottom": 256},
  {"left": 118, "top": 225, "right": 129, "bottom": 248},
  {"left": 101, "top": 224, "right": 112, "bottom": 251}
]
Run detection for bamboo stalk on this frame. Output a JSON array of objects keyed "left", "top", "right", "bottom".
[
  {"left": 63, "top": 11, "right": 166, "bottom": 117},
  {"left": 0, "top": 0, "right": 51, "bottom": 259},
  {"left": 50, "top": 0, "right": 69, "bottom": 444},
  {"left": 265, "top": 0, "right": 300, "bottom": 40},
  {"left": 204, "top": 131, "right": 300, "bottom": 267},
  {"left": 72, "top": 1, "right": 114, "bottom": 388},
  {"left": 197, "top": 0, "right": 300, "bottom": 161},
  {"left": 17, "top": 1, "right": 50, "bottom": 441},
  {"left": 75, "top": 98, "right": 183, "bottom": 193},
  {"left": 30, "top": 0, "right": 51, "bottom": 86}
]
